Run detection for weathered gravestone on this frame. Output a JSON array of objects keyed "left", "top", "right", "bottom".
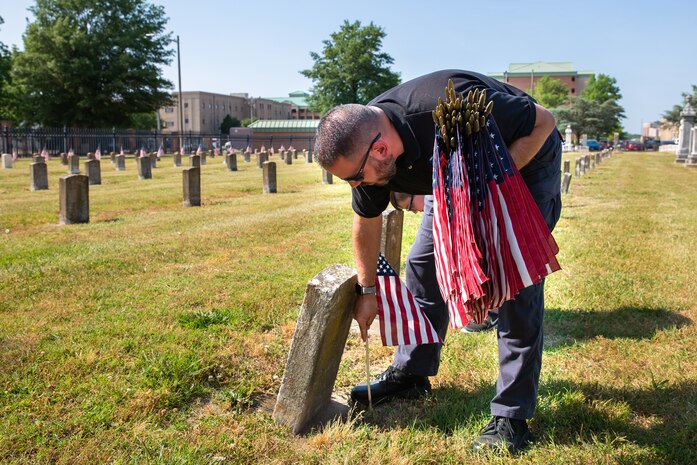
[
  {"left": 137, "top": 156, "right": 152, "bottom": 180},
  {"left": 563, "top": 159, "right": 570, "bottom": 175},
  {"left": 263, "top": 161, "right": 277, "bottom": 194},
  {"left": 150, "top": 152, "right": 158, "bottom": 168},
  {"left": 322, "top": 169, "right": 333, "bottom": 185},
  {"left": 575, "top": 158, "right": 581, "bottom": 177},
  {"left": 273, "top": 264, "right": 357, "bottom": 434},
  {"left": 59, "top": 174, "right": 89, "bottom": 224},
  {"left": 32, "top": 153, "right": 43, "bottom": 163},
  {"left": 226, "top": 152, "right": 237, "bottom": 171},
  {"left": 306, "top": 150, "right": 313, "bottom": 164},
  {"left": 561, "top": 172, "right": 572, "bottom": 194},
  {"left": 182, "top": 166, "right": 201, "bottom": 207},
  {"left": 280, "top": 150, "right": 286, "bottom": 161},
  {"left": 257, "top": 152, "right": 268, "bottom": 168},
  {"left": 61, "top": 153, "right": 68, "bottom": 166},
  {"left": 110, "top": 152, "right": 116, "bottom": 164},
  {"left": 173, "top": 152, "right": 182, "bottom": 167},
  {"left": 243, "top": 153, "right": 251, "bottom": 163},
  {"left": 380, "top": 209, "right": 404, "bottom": 275},
  {"left": 189, "top": 154, "right": 201, "bottom": 168},
  {"left": 200, "top": 152, "right": 207, "bottom": 165},
  {"left": 87, "top": 152, "right": 95, "bottom": 160},
  {"left": 686, "top": 127, "right": 697, "bottom": 167},
  {"left": 68, "top": 153, "right": 80, "bottom": 174},
  {"left": 291, "top": 149, "right": 297, "bottom": 160},
  {"left": 30, "top": 158, "right": 49, "bottom": 191},
  {"left": 85, "top": 159, "right": 101, "bottom": 185},
  {"left": 285, "top": 152, "right": 292, "bottom": 165},
  {"left": 676, "top": 96, "right": 695, "bottom": 163},
  {"left": 115, "top": 154, "right": 126, "bottom": 171},
  {"left": 2, "top": 153, "right": 13, "bottom": 169}
]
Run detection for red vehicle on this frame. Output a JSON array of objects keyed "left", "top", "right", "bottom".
[{"left": 625, "top": 140, "right": 644, "bottom": 151}]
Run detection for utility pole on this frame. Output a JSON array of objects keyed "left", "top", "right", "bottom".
[{"left": 177, "top": 35, "right": 184, "bottom": 151}]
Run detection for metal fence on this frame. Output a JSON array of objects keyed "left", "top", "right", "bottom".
[{"left": 1, "top": 127, "right": 316, "bottom": 157}]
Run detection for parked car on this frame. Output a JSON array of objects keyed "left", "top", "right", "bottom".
[
  {"left": 643, "top": 139, "right": 660, "bottom": 151},
  {"left": 586, "top": 139, "right": 602, "bottom": 151},
  {"left": 625, "top": 140, "right": 644, "bottom": 151}
]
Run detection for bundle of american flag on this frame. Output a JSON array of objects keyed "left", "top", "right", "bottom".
[{"left": 431, "top": 80, "right": 560, "bottom": 328}]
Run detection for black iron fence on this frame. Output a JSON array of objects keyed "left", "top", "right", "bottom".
[{"left": 1, "top": 127, "right": 316, "bottom": 157}]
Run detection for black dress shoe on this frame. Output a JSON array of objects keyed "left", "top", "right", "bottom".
[
  {"left": 472, "top": 416, "right": 531, "bottom": 454},
  {"left": 350, "top": 365, "right": 431, "bottom": 406}
]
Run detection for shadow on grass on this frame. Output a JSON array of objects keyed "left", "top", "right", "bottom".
[
  {"left": 358, "top": 378, "right": 696, "bottom": 463},
  {"left": 544, "top": 306, "right": 692, "bottom": 348}
]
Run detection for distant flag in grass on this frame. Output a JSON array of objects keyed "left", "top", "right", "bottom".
[
  {"left": 12, "top": 147, "right": 18, "bottom": 161},
  {"left": 139, "top": 147, "right": 146, "bottom": 158},
  {"left": 375, "top": 254, "right": 442, "bottom": 347},
  {"left": 288, "top": 145, "right": 294, "bottom": 151},
  {"left": 245, "top": 145, "right": 251, "bottom": 154},
  {"left": 179, "top": 146, "right": 184, "bottom": 156},
  {"left": 68, "top": 149, "right": 74, "bottom": 158},
  {"left": 94, "top": 147, "right": 101, "bottom": 160},
  {"left": 41, "top": 148, "right": 49, "bottom": 161},
  {"left": 120, "top": 146, "right": 124, "bottom": 156},
  {"left": 279, "top": 144, "right": 286, "bottom": 152},
  {"left": 196, "top": 145, "right": 202, "bottom": 156},
  {"left": 157, "top": 145, "right": 164, "bottom": 160},
  {"left": 214, "top": 146, "right": 220, "bottom": 157},
  {"left": 260, "top": 144, "right": 266, "bottom": 152}
]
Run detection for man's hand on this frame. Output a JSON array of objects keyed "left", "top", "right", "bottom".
[{"left": 354, "top": 294, "right": 378, "bottom": 342}]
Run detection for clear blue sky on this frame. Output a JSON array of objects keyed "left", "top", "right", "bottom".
[{"left": 1, "top": 0, "right": 696, "bottom": 134}]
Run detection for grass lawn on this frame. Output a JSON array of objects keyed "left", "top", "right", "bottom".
[{"left": 1, "top": 151, "right": 695, "bottom": 464}]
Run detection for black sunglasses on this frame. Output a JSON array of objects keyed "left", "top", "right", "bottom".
[{"left": 341, "top": 132, "right": 381, "bottom": 182}]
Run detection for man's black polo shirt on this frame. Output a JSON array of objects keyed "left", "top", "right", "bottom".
[{"left": 352, "top": 69, "right": 561, "bottom": 218}]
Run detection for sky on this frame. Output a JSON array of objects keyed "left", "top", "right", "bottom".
[{"left": 1, "top": 0, "right": 696, "bottom": 133}]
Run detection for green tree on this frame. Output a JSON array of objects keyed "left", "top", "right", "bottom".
[
  {"left": 0, "top": 16, "right": 14, "bottom": 120},
  {"left": 241, "top": 117, "right": 258, "bottom": 128},
  {"left": 529, "top": 76, "right": 568, "bottom": 108},
  {"left": 661, "top": 85, "right": 697, "bottom": 131},
  {"left": 220, "top": 114, "right": 240, "bottom": 133},
  {"left": 553, "top": 97, "right": 624, "bottom": 139},
  {"left": 581, "top": 73, "right": 622, "bottom": 104},
  {"left": 9, "top": 0, "right": 174, "bottom": 127},
  {"left": 300, "top": 20, "right": 401, "bottom": 115},
  {"left": 128, "top": 112, "right": 157, "bottom": 130}
]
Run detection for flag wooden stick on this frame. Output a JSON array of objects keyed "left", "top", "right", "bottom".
[{"left": 364, "top": 336, "right": 372, "bottom": 410}]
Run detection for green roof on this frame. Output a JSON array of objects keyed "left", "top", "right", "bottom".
[
  {"left": 249, "top": 119, "right": 319, "bottom": 132},
  {"left": 488, "top": 61, "right": 594, "bottom": 78},
  {"left": 267, "top": 91, "right": 312, "bottom": 108}
]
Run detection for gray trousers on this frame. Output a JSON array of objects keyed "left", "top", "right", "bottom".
[{"left": 395, "top": 183, "right": 561, "bottom": 420}]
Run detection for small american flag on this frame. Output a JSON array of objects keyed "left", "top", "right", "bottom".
[
  {"left": 245, "top": 145, "right": 252, "bottom": 154},
  {"left": 94, "top": 147, "right": 101, "bottom": 160},
  {"left": 196, "top": 145, "right": 202, "bottom": 156},
  {"left": 120, "top": 146, "right": 124, "bottom": 156},
  {"left": 157, "top": 145, "right": 164, "bottom": 159},
  {"left": 179, "top": 146, "right": 184, "bottom": 156},
  {"left": 41, "top": 148, "right": 49, "bottom": 161},
  {"left": 12, "top": 147, "right": 17, "bottom": 161},
  {"left": 139, "top": 147, "right": 146, "bottom": 158},
  {"left": 375, "top": 254, "right": 442, "bottom": 346},
  {"left": 214, "top": 147, "right": 219, "bottom": 157}
]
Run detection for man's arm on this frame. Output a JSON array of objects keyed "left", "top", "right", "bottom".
[
  {"left": 352, "top": 213, "right": 382, "bottom": 341},
  {"left": 508, "top": 103, "right": 556, "bottom": 169}
]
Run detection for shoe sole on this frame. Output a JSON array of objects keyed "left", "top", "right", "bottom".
[{"left": 351, "top": 386, "right": 431, "bottom": 407}]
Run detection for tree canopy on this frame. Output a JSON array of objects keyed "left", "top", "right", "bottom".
[
  {"left": 581, "top": 74, "right": 622, "bottom": 104},
  {"left": 8, "top": 0, "right": 174, "bottom": 127},
  {"left": 300, "top": 20, "right": 401, "bottom": 115},
  {"left": 0, "top": 16, "right": 14, "bottom": 121},
  {"left": 662, "top": 85, "right": 697, "bottom": 130},
  {"left": 529, "top": 76, "right": 568, "bottom": 108},
  {"left": 220, "top": 114, "right": 240, "bottom": 134}
]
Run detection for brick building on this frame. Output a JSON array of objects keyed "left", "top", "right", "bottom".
[{"left": 488, "top": 62, "right": 594, "bottom": 98}]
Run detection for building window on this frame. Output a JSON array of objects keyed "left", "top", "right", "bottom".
[
  {"left": 571, "top": 88, "right": 575, "bottom": 93},
  {"left": 184, "top": 103, "right": 189, "bottom": 108},
  {"left": 185, "top": 118, "right": 189, "bottom": 124},
  {"left": 202, "top": 119, "right": 206, "bottom": 124},
  {"left": 209, "top": 104, "right": 212, "bottom": 109},
  {"left": 164, "top": 107, "right": 174, "bottom": 113},
  {"left": 167, "top": 121, "right": 174, "bottom": 127},
  {"left": 571, "top": 76, "right": 575, "bottom": 82}
]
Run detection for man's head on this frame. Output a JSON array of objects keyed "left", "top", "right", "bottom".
[{"left": 315, "top": 104, "right": 398, "bottom": 187}]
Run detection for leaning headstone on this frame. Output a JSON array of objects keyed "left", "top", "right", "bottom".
[
  {"left": 84, "top": 159, "right": 101, "bottom": 185},
  {"left": 189, "top": 154, "right": 201, "bottom": 167},
  {"left": 30, "top": 158, "right": 49, "bottom": 191},
  {"left": 561, "top": 172, "right": 572, "bottom": 194},
  {"left": 2, "top": 153, "right": 13, "bottom": 169},
  {"left": 285, "top": 152, "right": 292, "bottom": 165},
  {"left": 322, "top": 169, "right": 333, "bottom": 185},
  {"left": 182, "top": 166, "right": 201, "bottom": 207},
  {"left": 263, "top": 161, "right": 277, "bottom": 194},
  {"left": 226, "top": 152, "right": 237, "bottom": 171},
  {"left": 59, "top": 174, "right": 89, "bottom": 224},
  {"left": 273, "top": 264, "right": 357, "bottom": 435},
  {"left": 563, "top": 159, "right": 570, "bottom": 175},
  {"left": 115, "top": 154, "right": 126, "bottom": 171},
  {"left": 150, "top": 152, "right": 158, "bottom": 168},
  {"left": 380, "top": 209, "right": 404, "bottom": 274},
  {"left": 68, "top": 153, "right": 80, "bottom": 174},
  {"left": 173, "top": 152, "right": 182, "bottom": 167},
  {"left": 137, "top": 156, "right": 152, "bottom": 180}
]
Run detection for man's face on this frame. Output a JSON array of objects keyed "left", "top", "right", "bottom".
[{"left": 329, "top": 133, "right": 397, "bottom": 188}]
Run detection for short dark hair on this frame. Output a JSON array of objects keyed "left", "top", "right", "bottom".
[{"left": 314, "top": 104, "right": 379, "bottom": 168}]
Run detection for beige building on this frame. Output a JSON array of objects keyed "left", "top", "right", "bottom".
[
  {"left": 489, "top": 62, "right": 594, "bottom": 97},
  {"left": 160, "top": 91, "right": 251, "bottom": 133}
]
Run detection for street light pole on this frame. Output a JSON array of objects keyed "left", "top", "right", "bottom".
[{"left": 177, "top": 35, "right": 184, "bottom": 151}]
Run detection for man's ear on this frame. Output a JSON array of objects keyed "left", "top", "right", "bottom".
[{"left": 372, "top": 139, "right": 390, "bottom": 160}]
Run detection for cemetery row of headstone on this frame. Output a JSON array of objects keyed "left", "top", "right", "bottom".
[{"left": 561, "top": 148, "right": 613, "bottom": 194}]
